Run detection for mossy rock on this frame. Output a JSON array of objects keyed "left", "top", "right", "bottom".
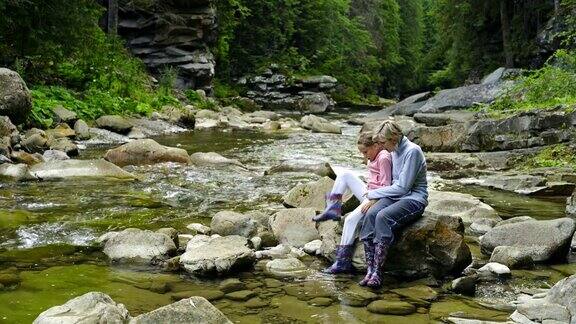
[
  {"left": 225, "top": 290, "right": 256, "bottom": 301},
  {"left": 367, "top": 300, "right": 417, "bottom": 315}
]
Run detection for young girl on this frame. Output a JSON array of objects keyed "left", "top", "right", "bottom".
[{"left": 313, "top": 130, "right": 392, "bottom": 274}]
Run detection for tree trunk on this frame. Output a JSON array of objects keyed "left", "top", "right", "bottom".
[
  {"left": 500, "top": 0, "right": 513, "bottom": 68},
  {"left": 107, "top": 0, "right": 118, "bottom": 35}
]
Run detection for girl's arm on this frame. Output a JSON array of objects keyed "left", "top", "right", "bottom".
[{"left": 377, "top": 151, "right": 392, "bottom": 187}]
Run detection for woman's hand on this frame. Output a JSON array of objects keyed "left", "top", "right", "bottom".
[{"left": 361, "top": 200, "right": 377, "bottom": 214}]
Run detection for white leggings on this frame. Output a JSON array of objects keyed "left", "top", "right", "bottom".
[{"left": 331, "top": 171, "right": 368, "bottom": 245}]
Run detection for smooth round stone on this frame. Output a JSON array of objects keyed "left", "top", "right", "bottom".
[
  {"left": 264, "top": 278, "right": 283, "bottom": 288},
  {"left": 367, "top": 300, "right": 417, "bottom": 315},
  {"left": 219, "top": 278, "right": 245, "bottom": 293},
  {"left": 308, "top": 297, "right": 333, "bottom": 307},
  {"left": 390, "top": 285, "right": 438, "bottom": 302},
  {"left": 225, "top": 290, "right": 257, "bottom": 301},
  {"left": 264, "top": 257, "right": 309, "bottom": 278},
  {"left": 339, "top": 287, "right": 379, "bottom": 307},
  {"left": 245, "top": 282, "right": 263, "bottom": 290},
  {"left": 244, "top": 297, "right": 270, "bottom": 309}
]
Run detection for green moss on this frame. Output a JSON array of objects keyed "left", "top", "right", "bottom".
[{"left": 519, "top": 144, "right": 576, "bottom": 170}]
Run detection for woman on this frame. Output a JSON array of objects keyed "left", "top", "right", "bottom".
[{"left": 358, "top": 120, "right": 428, "bottom": 288}]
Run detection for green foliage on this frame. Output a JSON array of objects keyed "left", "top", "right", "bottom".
[
  {"left": 489, "top": 50, "right": 576, "bottom": 114},
  {"left": 521, "top": 144, "right": 576, "bottom": 170},
  {"left": 1, "top": 0, "right": 180, "bottom": 127},
  {"left": 185, "top": 90, "right": 218, "bottom": 111}
]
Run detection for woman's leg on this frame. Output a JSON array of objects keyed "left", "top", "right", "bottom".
[
  {"left": 314, "top": 171, "right": 367, "bottom": 222},
  {"left": 366, "top": 199, "right": 426, "bottom": 287},
  {"left": 340, "top": 202, "right": 365, "bottom": 245}
]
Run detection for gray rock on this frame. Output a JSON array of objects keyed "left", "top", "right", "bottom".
[
  {"left": 265, "top": 161, "right": 336, "bottom": 178},
  {"left": 21, "top": 132, "right": 48, "bottom": 153},
  {"left": 210, "top": 211, "right": 258, "bottom": 238},
  {"left": 479, "top": 173, "right": 575, "bottom": 196},
  {"left": 495, "top": 216, "right": 535, "bottom": 227},
  {"left": 11, "top": 150, "right": 43, "bottom": 165},
  {"left": 477, "top": 262, "right": 511, "bottom": 281},
  {"left": 0, "top": 163, "right": 33, "bottom": 181},
  {"left": 367, "top": 300, "right": 416, "bottom": 315},
  {"left": 48, "top": 137, "right": 78, "bottom": 156},
  {"left": 303, "top": 240, "right": 323, "bottom": 255},
  {"left": 319, "top": 215, "right": 471, "bottom": 279},
  {"left": 413, "top": 110, "right": 477, "bottom": 127},
  {"left": 300, "top": 115, "right": 341, "bottom": 134},
  {"left": 180, "top": 235, "right": 255, "bottom": 275},
  {"left": 545, "top": 273, "right": 576, "bottom": 323},
  {"left": 419, "top": 82, "right": 512, "bottom": 113},
  {"left": 339, "top": 286, "right": 379, "bottom": 307},
  {"left": 366, "top": 92, "right": 432, "bottom": 119},
  {"left": 104, "top": 139, "right": 191, "bottom": 167},
  {"left": 469, "top": 218, "right": 499, "bottom": 235},
  {"left": 481, "top": 67, "right": 522, "bottom": 85},
  {"left": 408, "top": 123, "right": 467, "bottom": 152},
  {"left": 52, "top": 106, "right": 78, "bottom": 124},
  {"left": 129, "top": 297, "right": 232, "bottom": 324},
  {"left": 189, "top": 152, "right": 246, "bottom": 169},
  {"left": 515, "top": 300, "right": 571, "bottom": 323},
  {"left": 42, "top": 150, "right": 70, "bottom": 162},
  {"left": 480, "top": 218, "right": 576, "bottom": 262},
  {"left": 186, "top": 223, "right": 211, "bottom": 235},
  {"left": 33, "top": 292, "right": 130, "bottom": 324},
  {"left": 100, "top": 228, "right": 176, "bottom": 264},
  {"left": 269, "top": 208, "right": 320, "bottom": 248},
  {"left": 247, "top": 111, "right": 280, "bottom": 121},
  {"left": 283, "top": 176, "right": 336, "bottom": 212},
  {"left": 225, "top": 290, "right": 256, "bottom": 301},
  {"left": 567, "top": 189, "right": 576, "bottom": 217},
  {"left": 219, "top": 278, "right": 245, "bottom": 293},
  {"left": 95, "top": 115, "right": 133, "bottom": 134},
  {"left": 451, "top": 275, "right": 477, "bottom": 296},
  {"left": 74, "top": 119, "right": 91, "bottom": 140},
  {"left": 489, "top": 246, "right": 534, "bottom": 269},
  {"left": 29, "top": 159, "right": 136, "bottom": 180},
  {"left": 0, "top": 68, "right": 32, "bottom": 124},
  {"left": 264, "top": 258, "right": 310, "bottom": 278},
  {"left": 298, "top": 93, "right": 334, "bottom": 113},
  {"left": 425, "top": 190, "right": 501, "bottom": 226},
  {"left": 0, "top": 116, "right": 17, "bottom": 138}
]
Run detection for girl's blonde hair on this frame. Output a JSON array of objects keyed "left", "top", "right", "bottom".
[
  {"left": 373, "top": 121, "right": 403, "bottom": 144},
  {"left": 357, "top": 131, "right": 376, "bottom": 146}
]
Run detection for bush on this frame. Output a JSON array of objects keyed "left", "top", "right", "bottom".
[
  {"left": 488, "top": 50, "right": 576, "bottom": 115},
  {"left": 185, "top": 90, "right": 218, "bottom": 111},
  {"left": 521, "top": 144, "right": 576, "bottom": 170}
]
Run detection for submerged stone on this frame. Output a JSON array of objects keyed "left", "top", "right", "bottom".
[{"left": 367, "top": 300, "right": 416, "bottom": 315}]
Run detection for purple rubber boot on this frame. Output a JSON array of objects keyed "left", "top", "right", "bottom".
[
  {"left": 366, "top": 241, "right": 389, "bottom": 288},
  {"left": 312, "top": 194, "right": 343, "bottom": 222},
  {"left": 359, "top": 241, "right": 375, "bottom": 286},
  {"left": 323, "top": 245, "right": 354, "bottom": 274}
]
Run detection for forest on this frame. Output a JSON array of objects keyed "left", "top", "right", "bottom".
[{"left": 0, "top": 0, "right": 575, "bottom": 124}]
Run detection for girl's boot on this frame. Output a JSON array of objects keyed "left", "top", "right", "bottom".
[
  {"left": 359, "top": 241, "right": 375, "bottom": 286},
  {"left": 323, "top": 245, "right": 354, "bottom": 274},
  {"left": 312, "top": 194, "right": 343, "bottom": 222},
  {"left": 366, "top": 241, "right": 389, "bottom": 288}
]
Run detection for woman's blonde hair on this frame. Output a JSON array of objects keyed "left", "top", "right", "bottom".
[
  {"left": 357, "top": 131, "right": 376, "bottom": 147},
  {"left": 373, "top": 121, "right": 403, "bottom": 144}
]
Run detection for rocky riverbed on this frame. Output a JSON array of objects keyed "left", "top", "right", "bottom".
[{"left": 1, "top": 108, "right": 576, "bottom": 323}]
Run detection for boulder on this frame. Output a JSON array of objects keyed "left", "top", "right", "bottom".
[
  {"left": 282, "top": 176, "right": 335, "bottom": 212},
  {"left": 42, "top": 150, "right": 70, "bottom": 162},
  {"left": 52, "top": 106, "right": 78, "bottom": 124},
  {"left": 479, "top": 173, "right": 575, "bottom": 196},
  {"left": 29, "top": 159, "right": 136, "bottom": 180},
  {"left": 73, "top": 119, "right": 91, "bottom": 140},
  {"left": 489, "top": 246, "right": 534, "bottom": 269},
  {"left": 11, "top": 150, "right": 43, "bottom": 165},
  {"left": 511, "top": 273, "right": 576, "bottom": 323},
  {"left": 99, "top": 228, "right": 176, "bottom": 264},
  {"left": 21, "top": 130, "right": 48, "bottom": 153},
  {"left": 450, "top": 275, "right": 477, "bottom": 296},
  {"left": 480, "top": 218, "right": 576, "bottom": 262},
  {"left": 46, "top": 123, "right": 76, "bottom": 140},
  {"left": 300, "top": 115, "right": 341, "bottom": 134},
  {"left": 33, "top": 292, "right": 131, "bottom": 324},
  {"left": 269, "top": 208, "right": 320, "bottom": 248},
  {"left": 48, "top": 137, "right": 78, "bottom": 156},
  {"left": 419, "top": 82, "right": 511, "bottom": 113},
  {"left": 189, "top": 152, "right": 246, "bottom": 169},
  {"left": 567, "top": 189, "right": 576, "bottom": 217},
  {"left": 476, "top": 262, "right": 511, "bottom": 281},
  {"left": 408, "top": 123, "right": 467, "bottom": 152},
  {"left": 366, "top": 92, "right": 432, "bottom": 119},
  {"left": 95, "top": 115, "right": 133, "bottom": 134},
  {"left": 0, "top": 68, "right": 32, "bottom": 124},
  {"left": 180, "top": 235, "right": 255, "bottom": 275},
  {"left": 186, "top": 223, "right": 211, "bottom": 235},
  {"left": 0, "top": 163, "right": 32, "bottom": 181},
  {"left": 425, "top": 191, "right": 501, "bottom": 226},
  {"left": 320, "top": 215, "right": 471, "bottom": 279},
  {"left": 298, "top": 93, "right": 334, "bottom": 114},
  {"left": 0, "top": 116, "right": 17, "bottom": 138},
  {"left": 104, "top": 139, "right": 191, "bottom": 166},
  {"left": 210, "top": 211, "right": 258, "bottom": 238},
  {"left": 129, "top": 297, "right": 232, "bottom": 324},
  {"left": 264, "top": 257, "right": 310, "bottom": 278},
  {"left": 265, "top": 161, "right": 336, "bottom": 178}
]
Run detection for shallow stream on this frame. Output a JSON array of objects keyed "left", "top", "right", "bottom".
[{"left": 0, "top": 111, "right": 573, "bottom": 323}]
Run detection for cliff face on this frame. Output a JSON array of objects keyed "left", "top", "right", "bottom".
[{"left": 116, "top": 0, "right": 217, "bottom": 92}]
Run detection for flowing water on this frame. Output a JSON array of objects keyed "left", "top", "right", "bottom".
[{"left": 0, "top": 111, "right": 573, "bottom": 323}]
